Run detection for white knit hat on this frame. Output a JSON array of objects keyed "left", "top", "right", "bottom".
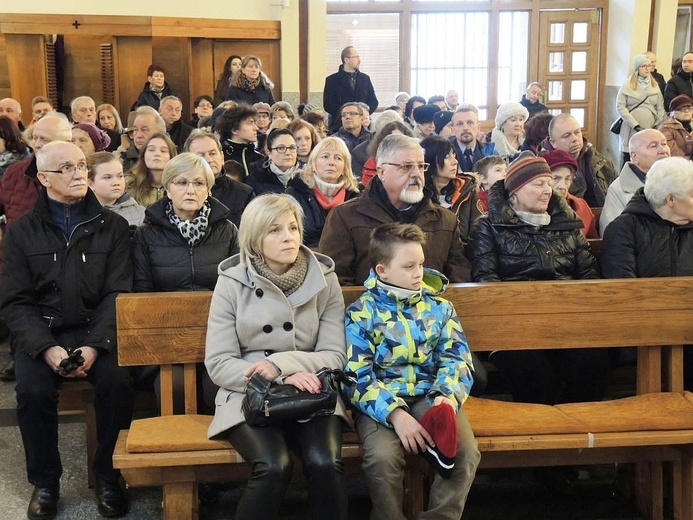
[
  {"left": 495, "top": 101, "right": 530, "bottom": 130},
  {"left": 394, "top": 92, "right": 410, "bottom": 104},
  {"left": 633, "top": 54, "right": 650, "bottom": 73}
]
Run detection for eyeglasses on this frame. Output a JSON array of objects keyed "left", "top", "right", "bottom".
[
  {"left": 43, "top": 163, "right": 88, "bottom": 175},
  {"left": 341, "top": 111, "right": 361, "bottom": 118},
  {"left": 170, "top": 179, "right": 208, "bottom": 190},
  {"left": 678, "top": 106, "right": 693, "bottom": 113},
  {"left": 270, "top": 145, "right": 298, "bottom": 153},
  {"left": 381, "top": 162, "right": 430, "bottom": 173}
]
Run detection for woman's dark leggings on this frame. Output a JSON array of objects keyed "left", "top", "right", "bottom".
[{"left": 227, "top": 415, "right": 347, "bottom": 520}]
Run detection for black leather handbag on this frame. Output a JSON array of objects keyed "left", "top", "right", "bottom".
[{"left": 242, "top": 367, "right": 356, "bottom": 427}]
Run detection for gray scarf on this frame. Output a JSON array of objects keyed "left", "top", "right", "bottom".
[{"left": 252, "top": 249, "right": 308, "bottom": 296}]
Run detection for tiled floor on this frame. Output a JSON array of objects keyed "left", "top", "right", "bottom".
[{"left": 0, "top": 341, "right": 645, "bottom": 519}]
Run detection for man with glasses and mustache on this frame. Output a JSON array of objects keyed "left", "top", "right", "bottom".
[
  {"left": 0, "top": 141, "right": 135, "bottom": 520},
  {"left": 320, "top": 134, "right": 471, "bottom": 287}
]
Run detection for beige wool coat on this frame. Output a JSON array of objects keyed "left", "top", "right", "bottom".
[{"left": 205, "top": 246, "right": 349, "bottom": 438}]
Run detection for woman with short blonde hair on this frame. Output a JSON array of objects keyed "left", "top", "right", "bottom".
[{"left": 205, "top": 193, "right": 349, "bottom": 520}]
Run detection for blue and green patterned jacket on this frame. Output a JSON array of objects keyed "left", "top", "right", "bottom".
[{"left": 344, "top": 268, "right": 474, "bottom": 426}]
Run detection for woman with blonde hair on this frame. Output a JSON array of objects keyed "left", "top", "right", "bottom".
[
  {"left": 226, "top": 55, "right": 276, "bottom": 106},
  {"left": 616, "top": 54, "right": 666, "bottom": 165},
  {"left": 96, "top": 103, "right": 124, "bottom": 151},
  {"left": 125, "top": 132, "right": 177, "bottom": 207},
  {"left": 286, "top": 137, "right": 360, "bottom": 247},
  {"left": 205, "top": 193, "right": 348, "bottom": 520}
]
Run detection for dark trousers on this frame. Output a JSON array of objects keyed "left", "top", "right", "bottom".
[
  {"left": 227, "top": 415, "right": 347, "bottom": 520},
  {"left": 490, "top": 348, "right": 610, "bottom": 405},
  {"left": 14, "top": 329, "right": 135, "bottom": 487}
]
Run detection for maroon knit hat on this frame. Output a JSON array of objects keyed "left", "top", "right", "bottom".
[
  {"left": 419, "top": 404, "right": 458, "bottom": 479},
  {"left": 669, "top": 94, "right": 693, "bottom": 113},
  {"left": 541, "top": 149, "right": 577, "bottom": 173},
  {"left": 504, "top": 151, "right": 551, "bottom": 195},
  {"left": 73, "top": 123, "right": 111, "bottom": 152}
]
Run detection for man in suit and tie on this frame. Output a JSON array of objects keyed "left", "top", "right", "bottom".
[{"left": 449, "top": 104, "right": 497, "bottom": 172}]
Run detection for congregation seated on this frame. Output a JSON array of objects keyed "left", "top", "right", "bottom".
[
  {"left": 189, "top": 94, "right": 214, "bottom": 128},
  {"left": 351, "top": 110, "right": 403, "bottom": 181},
  {"left": 488, "top": 101, "right": 528, "bottom": 162},
  {"left": 117, "top": 106, "right": 167, "bottom": 173},
  {"left": 286, "top": 118, "right": 319, "bottom": 167},
  {"left": 0, "top": 115, "right": 31, "bottom": 178},
  {"left": 658, "top": 94, "right": 693, "bottom": 158},
  {"left": 158, "top": 95, "right": 194, "bottom": 152},
  {"left": 333, "top": 102, "right": 373, "bottom": 152},
  {"left": 216, "top": 104, "right": 265, "bottom": 182},
  {"left": 95, "top": 103, "right": 124, "bottom": 152},
  {"left": 225, "top": 55, "right": 276, "bottom": 106},
  {"left": 131, "top": 64, "right": 178, "bottom": 112}
]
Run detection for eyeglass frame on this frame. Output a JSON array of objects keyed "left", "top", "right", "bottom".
[
  {"left": 380, "top": 162, "right": 430, "bottom": 174},
  {"left": 269, "top": 145, "right": 298, "bottom": 154},
  {"left": 42, "top": 162, "right": 89, "bottom": 175},
  {"left": 169, "top": 179, "right": 209, "bottom": 190}
]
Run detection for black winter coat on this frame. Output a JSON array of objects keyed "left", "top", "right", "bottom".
[
  {"left": 0, "top": 189, "right": 132, "bottom": 358},
  {"left": 131, "top": 196, "right": 239, "bottom": 292},
  {"left": 285, "top": 176, "right": 360, "bottom": 248},
  {"left": 601, "top": 188, "right": 693, "bottom": 278},
  {"left": 245, "top": 159, "right": 290, "bottom": 196},
  {"left": 323, "top": 65, "right": 378, "bottom": 132},
  {"left": 226, "top": 85, "right": 276, "bottom": 106},
  {"left": 467, "top": 181, "right": 598, "bottom": 282},
  {"left": 221, "top": 140, "right": 265, "bottom": 182},
  {"left": 211, "top": 174, "right": 255, "bottom": 228},
  {"left": 664, "top": 71, "right": 693, "bottom": 111},
  {"left": 131, "top": 81, "right": 177, "bottom": 111}
]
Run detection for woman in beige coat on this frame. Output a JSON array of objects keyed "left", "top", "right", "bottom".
[{"left": 205, "top": 193, "right": 348, "bottom": 520}]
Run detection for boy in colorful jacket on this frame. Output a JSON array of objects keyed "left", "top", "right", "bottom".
[{"left": 344, "top": 223, "right": 480, "bottom": 520}]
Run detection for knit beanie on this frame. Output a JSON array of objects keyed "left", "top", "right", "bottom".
[
  {"left": 504, "top": 151, "right": 552, "bottom": 195},
  {"left": 669, "top": 94, "right": 693, "bottom": 112},
  {"left": 433, "top": 110, "right": 453, "bottom": 134},
  {"left": 633, "top": 54, "right": 650, "bottom": 73},
  {"left": 419, "top": 404, "right": 458, "bottom": 479},
  {"left": 540, "top": 149, "right": 577, "bottom": 173},
  {"left": 495, "top": 101, "right": 530, "bottom": 130},
  {"left": 73, "top": 123, "right": 111, "bottom": 152},
  {"left": 413, "top": 104, "right": 441, "bottom": 124},
  {"left": 394, "top": 91, "right": 410, "bottom": 104}
]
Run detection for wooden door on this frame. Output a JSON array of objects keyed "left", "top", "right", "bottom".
[{"left": 538, "top": 9, "right": 602, "bottom": 144}]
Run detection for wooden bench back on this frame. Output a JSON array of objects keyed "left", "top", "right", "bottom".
[{"left": 117, "top": 277, "right": 693, "bottom": 412}]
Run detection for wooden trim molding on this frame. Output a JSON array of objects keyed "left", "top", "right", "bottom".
[{"left": 0, "top": 14, "right": 280, "bottom": 40}]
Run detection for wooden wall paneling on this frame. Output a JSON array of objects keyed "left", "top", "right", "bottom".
[
  {"left": 151, "top": 17, "right": 280, "bottom": 40},
  {"left": 115, "top": 36, "right": 152, "bottom": 122},
  {"left": 153, "top": 36, "right": 190, "bottom": 114},
  {"left": 0, "top": 33, "right": 10, "bottom": 100},
  {"left": 0, "top": 14, "right": 152, "bottom": 38},
  {"left": 189, "top": 38, "right": 215, "bottom": 110},
  {"left": 62, "top": 34, "right": 110, "bottom": 112},
  {"left": 212, "top": 40, "right": 281, "bottom": 101},
  {"left": 5, "top": 33, "right": 48, "bottom": 127}
]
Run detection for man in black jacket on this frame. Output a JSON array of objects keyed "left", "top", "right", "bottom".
[
  {"left": 664, "top": 52, "right": 693, "bottom": 109},
  {"left": 159, "top": 95, "right": 193, "bottom": 152},
  {"left": 323, "top": 46, "right": 379, "bottom": 133},
  {"left": 0, "top": 141, "right": 134, "bottom": 520}
]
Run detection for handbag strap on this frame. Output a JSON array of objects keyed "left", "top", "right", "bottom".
[{"left": 628, "top": 96, "right": 649, "bottom": 112}]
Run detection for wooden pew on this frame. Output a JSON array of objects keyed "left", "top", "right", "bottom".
[{"left": 113, "top": 278, "right": 693, "bottom": 520}]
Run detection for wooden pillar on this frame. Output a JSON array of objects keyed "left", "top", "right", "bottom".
[{"left": 5, "top": 33, "right": 48, "bottom": 127}]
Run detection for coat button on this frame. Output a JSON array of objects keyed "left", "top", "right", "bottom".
[
  {"left": 255, "top": 288, "right": 264, "bottom": 297},
  {"left": 264, "top": 350, "right": 273, "bottom": 357},
  {"left": 283, "top": 322, "right": 293, "bottom": 331},
  {"left": 263, "top": 325, "right": 273, "bottom": 333}
]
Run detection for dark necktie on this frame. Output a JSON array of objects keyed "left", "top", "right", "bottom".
[{"left": 463, "top": 148, "right": 473, "bottom": 172}]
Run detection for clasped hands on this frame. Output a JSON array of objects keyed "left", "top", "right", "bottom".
[
  {"left": 243, "top": 360, "right": 322, "bottom": 393},
  {"left": 43, "top": 346, "right": 98, "bottom": 377}
]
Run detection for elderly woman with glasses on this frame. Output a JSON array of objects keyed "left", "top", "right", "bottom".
[
  {"left": 658, "top": 94, "right": 693, "bottom": 158},
  {"left": 246, "top": 128, "right": 301, "bottom": 196},
  {"left": 131, "top": 152, "right": 239, "bottom": 409}
]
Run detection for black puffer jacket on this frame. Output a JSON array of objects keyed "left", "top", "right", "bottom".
[
  {"left": 0, "top": 189, "right": 132, "bottom": 357},
  {"left": 246, "top": 158, "right": 291, "bottom": 196},
  {"left": 467, "top": 181, "right": 598, "bottom": 282},
  {"left": 601, "top": 188, "right": 693, "bottom": 278},
  {"left": 210, "top": 174, "right": 255, "bottom": 228},
  {"left": 131, "top": 196, "right": 239, "bottom": 292},
  {"left": 285, "top": 176, "right": 360, "bottom": 248}
]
